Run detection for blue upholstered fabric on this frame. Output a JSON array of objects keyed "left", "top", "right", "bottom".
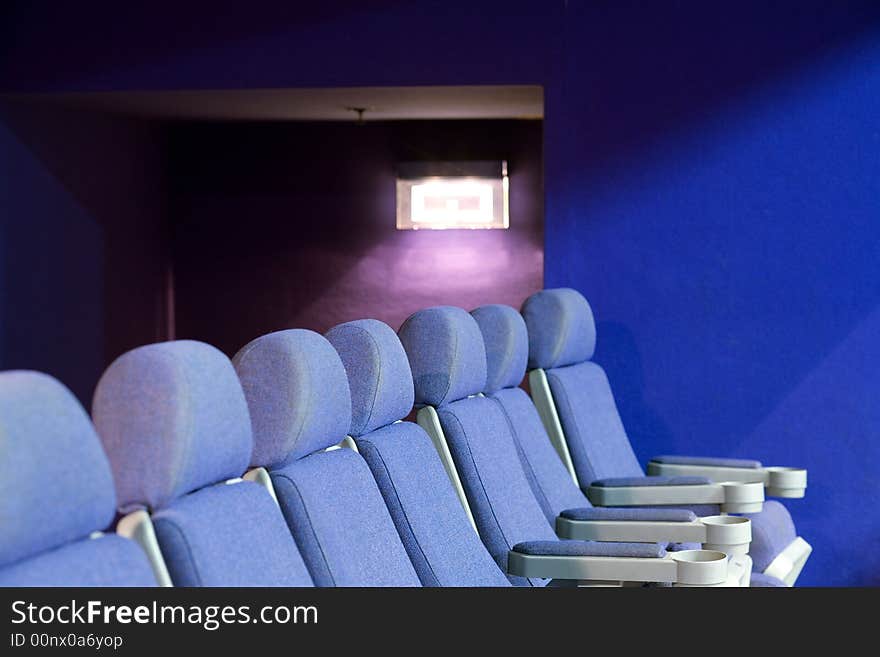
[
  {"left": 521, "top": 288, "right": 597, "bottom": 369},
  {"left": 233, "top": 329, "right": 352, "bottom": 467},
  {"left": 270, "top": 448, "right": 421, "bottom": 587},
  {"left": 545, "top": 361, "right": 644, "bottom": 486},
  {"left": 0, "top": 371, "right": 117, "bottom": 568},
  {"left": 470, "top": 305, "right": 529, "bottom": 393},
  {"left": 592, "top": 475, "right": 711, "bottom": 487},
  {"left": 513, "top": 540, "right": 666, "bottom": 558},
  {"left": 750, "top": 572, "right": 788, "bottom": 587},
  {"left": 666, "top": 542, "right": 703, "bottom": 552},
  {"left": 325, "top": 319, "right": 414, "bottom": 438},
  {"left": 653, "top": 504, "right": 723, "bottom": 516},
  {"left": 746, "top": 500, "right": 799, "bottom": 572},
  {"left": 93, "top": 339, "right": 313, "bottom": 588},
  {"left": 437, "top": 397, "right": 555, "bottom": 587},
  {"left": 398, "top": 306, "right": 487, "bottom": 407},
  {"left": 559, "top": 507, "right": 697, "bottom": 522},
  {"left": 356, "top": 422, "right": 510, "bottom": 587},
  {"left": 653, "top": 455, "right": 762, "bottom": 469},
  {"left": 0, "top": 535, "right": 157, "bottom": 587},
  {"left": 93, "top": 340, "right": 253, "bottom": 512},
  {"left": 152, "top": 481, "right": 312, "bottom": 587},
  {"left": 488, "top": 387, "right": 586, "bottom": 524},
  {"left": 522, "top": 288, "right": 799, "bottom": 576}
]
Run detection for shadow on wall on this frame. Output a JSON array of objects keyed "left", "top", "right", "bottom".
[
  {"left": 0, "top": 100, "right": 170, "bottom": 403},
  {"left": 0, "top": 115, "right": 103, "bottom": 402},
  {"left": 170, "top": 120, "right": 544, "bottom": 354},
  {"left": 593, "top": 321, "right": 675, "bottom": 455},
  {"left": 544, "top": 3, "right": 880, "bottom": 585}
]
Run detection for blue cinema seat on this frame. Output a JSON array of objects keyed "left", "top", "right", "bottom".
[
  {"left": 325, "top": 319, "right": 512, "bottom": 587},
  {"left": 472, "top": 304, "right": 704, "bottom": 547},
  {"left": 232, "top": 329, "right": 422, "bottom": 587},
  {"left": 396, "top": 307, "right": 719, "bottom": 587},
  {"left": 0, "top": 371, "right": 156, "bottom": 586},
  {"left": 519, "top": 288, "right": 810, "bottom": 586},
  {"left": 92, "top": 340, "right": 313, "bottom": 587}
]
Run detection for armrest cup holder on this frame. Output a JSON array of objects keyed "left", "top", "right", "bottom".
[
  {"left": 700, "top": 515, "right": 751, "bottom": 556},
  {"left": 765, "top": 467, "right": 807, "bottom": 498},
  {"left": 719, "top": 481, "right": 764, "bottom": 513},
  {"left": 671, "top": 550, "right": 729, "bottom": 587}
]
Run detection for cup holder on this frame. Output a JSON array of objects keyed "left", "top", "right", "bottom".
[
  {"left": 670, "top": 549, "right": 729, "bottom": 586},
  {"left": 719, "top": 481, "right": 764, "bottom": 513},
  {"left": 700, "top": 515, "right": 751, "bottom": 556},
  {"left": 766, "top": 466, "right": 807, "bottom": 498}
]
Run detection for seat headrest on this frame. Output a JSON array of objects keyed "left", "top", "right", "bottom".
[
  {"left": 233, "top": 329, "right": 352, "bottom": 467},
  {"left": 92, "top": 340, "right": 253, "bottom": 513},
  {"left": 0, "top": 371, "right": 117, "bottom": 568},
  {"left": 521, "top": 288, "right": 596, "bottom": 369},
  {"left": 470, "top": 304, "right": 528, "bottom": 393},
  {"left": 325, "top": 319, "right": 414, "bottom": 437},
  {"left": 397, "top": 306, "right": 487, "bottom": 407}
]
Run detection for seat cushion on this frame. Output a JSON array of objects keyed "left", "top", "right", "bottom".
[
  {"left": 93, "top": 340, "right": 253, "bottom": 513},
  {"left": 153, "top": 481, "right": 312, "bottom": 587},
  {"left": 233, "top": 329, "right": 352, "bottom": 467},
  {"left": 437, "top": 396, "right": 558, "bottom": 587},
  {"left": 592, "top": 475, "right": 710, "bottom": 487},
  {"left": 0, "top": 534, "right": 157, "bottom": 587},
  {"left": 398, "top": 306, "right": 488, "bottom": 407},
  {"left": 489, "top": 387, "right": 587, "bottom": 524},
  {"left": 271, "top": 448, "right": 421, "bottom": 587},
  {"left": 325, "top": 320, "right": 414, "bottom": 437},
  {"left": 546, "top": 361, "right": 644, "bottom": 486},
  {"left": 750, "top": 571, "right": 788, "bottom": 587},
  {"left": 470, "top": 305, "right": 529, "bottom": 394},
  {"left": 559, "top": 507, "right": 697, "bottom": 522},
  {"left": 512, "top": 539, "right": 666, "bottom": 558},
  {"left": 652, "top": 455, "right": 762, "bottom": 469},
  {"left": 0, "top": 371, "right": 117, "bottom": 568},
  {"left": 356, "top": 422, "right": 510, "bottom": 587},
  {"left": 745, "top": 500, "right": 798, "bottom": 572},
  {"left": 521, "top": 288, "right": 597, "bottom": 369}
]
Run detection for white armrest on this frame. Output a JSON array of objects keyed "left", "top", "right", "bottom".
[
  {"left": 507, "top": 549, "right": 731, "bottom": 586},
  {"left": 585, "top": 481, "right": 764, "bottom": 513},
  {"left": 647, "top": 460, "right": 807, "bottom": 498},
  {"left": 556, "top": 515, "right": 751, "bottom": 556}
]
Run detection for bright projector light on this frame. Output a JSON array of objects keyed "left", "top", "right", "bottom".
[{"left": 396, "top": 161, "right": 509, "bottom": 230}]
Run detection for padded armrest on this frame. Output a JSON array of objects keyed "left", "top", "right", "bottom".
[
  {"left": 646, "top": 458, "right": 808, "bottom": 499},
  {"left": 592, "top": 475, "right": 711, "bottom": 487},
  {"left": 652, "top": 455, "right": 762, "bottom": 469},
  {"left": 507, "top": 541, "right": 730, "bottom": 586},
  {"left": 513, "top": 539, "right": 666, "bottom": 559},
  {"left": 585, "top": 479, "right": 764, "bottom": 513},
  {"left": 559, "top": 507, "right": 697, "bottom": 522},
  {"left": 556, "top": 511, "right": 752, "bottom": 556}
]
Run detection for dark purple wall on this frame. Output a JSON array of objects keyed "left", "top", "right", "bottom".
[
  {"left": 169, "top": 120, "right": 543, "bottom": 353},
  {"left": 0, "top": 100, "right": 170, "bottom": 403}
]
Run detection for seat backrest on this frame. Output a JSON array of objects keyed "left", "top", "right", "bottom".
[
  {"left": 398, "top": 306, "right": 557, "bottom": 587},
  {"left": 326, "top": 319, "right": 510, "bottom": 587},
  {"left": 233, "top": 329, "right": 421, "bottom": 587},
  {"left": 93, "top": 340, "right": 312, "bottom": 587},
  {"left": 521, "top": 288, "right": 644, "bottom": 486},
  {"left": 0, "top": 371, "right": 156, "bottom": 586},
  {"left": 471, "top": 304, "right": 588, "bottom": 524}
]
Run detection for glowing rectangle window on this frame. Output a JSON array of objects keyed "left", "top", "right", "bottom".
[{"left": 396, "top": 161, "right": 509, "bottom": 230}]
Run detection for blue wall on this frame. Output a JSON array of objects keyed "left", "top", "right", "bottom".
[
  {"left": 545, "top": 3, "right": 880, "bottom": 586},
  {"left": 0, "top": 101, "right": 171, "bottom": 403},
  {"left": 2, "top": 0, "right": 878, "bottom": 584}
]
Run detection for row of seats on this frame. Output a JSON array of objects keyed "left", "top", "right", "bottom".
[{"left": 0, "top": 288, "right": 808, "bottom": 587}]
